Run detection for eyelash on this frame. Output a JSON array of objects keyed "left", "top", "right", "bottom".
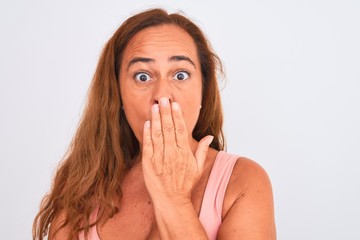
[
  {"left": 133, "top": 71, "right": 152, "bottom": 83},
  {"left": 133, "top": 70, "right": 191, "bottom": 83},
  {"left": 173, "top": 70, "right": 190, "bottom": 81}
]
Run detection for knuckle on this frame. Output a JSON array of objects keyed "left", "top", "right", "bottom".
[
  {"left": 163, "top": 124, "right": 175, "bottom": 134},
  {"left": 175, "top": 124, "right": 187, "bottom": 135},
  {"left": 152, "top": 129, "right": 163, "bottom": 139}
]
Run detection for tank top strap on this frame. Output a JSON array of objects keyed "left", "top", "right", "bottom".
[
  {"left": 199, "top": 151, "right": 239, "bottom": 239},
  {"left": 79, "top": 151, "right": 239, "bottom": 240},
  {"left": 79, "top": 206, "right": 100, "bottom": 240}
]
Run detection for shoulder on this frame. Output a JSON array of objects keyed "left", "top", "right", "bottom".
[
  {"left": 225, "top": 156, "right": 274, "bottom": 211},
  {"left": 219, "top": 156, "right": 276, "bottom": 239},
  {"left": 229, "top": 156, "right": 272, "bottom": 196}
]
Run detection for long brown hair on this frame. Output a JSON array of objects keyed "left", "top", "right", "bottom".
[{"left": 33, "top": 8, "right": 225, "bottom": 240}]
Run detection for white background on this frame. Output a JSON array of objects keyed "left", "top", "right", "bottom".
[{"left": 1, "top": 0, "right": 359, "bottom": 239}]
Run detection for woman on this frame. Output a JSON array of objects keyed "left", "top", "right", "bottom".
[{"left": 33, "top": 8, "right": 276, "bottom": 240}]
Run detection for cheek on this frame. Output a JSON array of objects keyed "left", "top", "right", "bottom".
[
  {"left": 120, "top": 88, "right": 148, "bottom": 141},
  {"left": 183, "top": 106, "right": 201, "bottom": 136},
  {"left": 122, "top": 103, "right": 148, "bottom": 143},
  {"left": 181, "top": 88, "right": 202, "bottom": 132}
]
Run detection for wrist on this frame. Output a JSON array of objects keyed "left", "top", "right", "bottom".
[{"left": 152, "top": 193, "right": 192, "bottom": 209}]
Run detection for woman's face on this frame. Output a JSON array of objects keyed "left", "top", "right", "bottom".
[{"left": 119, "top": 24, "right": 203, "bottom": 147}]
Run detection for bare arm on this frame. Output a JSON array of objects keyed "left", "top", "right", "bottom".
[
  {"left": 217, "top": 158, "right": 276, "bottom": 239},
  {"left": 142, "top": 99, "right": 212, "bottom": 239},
  {"left": 142, "top": 98, "right": 276, "bottom": 239},
  {"left": 150, "top": 198, "right": 208, "bottom": 239}
]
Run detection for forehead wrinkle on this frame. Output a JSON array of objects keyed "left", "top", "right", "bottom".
[{"left": 123, "top": 25, "right": 200, "bottom": 69}]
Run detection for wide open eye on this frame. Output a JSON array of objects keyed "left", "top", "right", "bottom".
[
  {"left": 173, "top": 71, "right": 190, "bottom": 81},
  {"left": 134, "top": 72, "right": 151, "bottom": 82}
]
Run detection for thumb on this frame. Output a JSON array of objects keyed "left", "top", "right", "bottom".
[{"left": 194, "top": 135, "right": 214, "bottom": 171}]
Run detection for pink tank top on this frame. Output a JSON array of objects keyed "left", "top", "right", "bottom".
[{"left": 79, "top": 151, "right": 239, "bottom": 240}]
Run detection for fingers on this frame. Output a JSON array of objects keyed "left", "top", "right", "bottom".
[
  {"left": 194, "top": 135, "right": 214, "bottom": 170},
  {"left": 142, "top": 120, "right": 153, "bottom": 159},
  {"left": 151, "top": 98, "right": 190, "bottom": 150},
  {"left": 171, "top": 102, "right": 189, "bottom": 150},
  {"left": 151, "top": 104, "right": 163, "bottom": 153},
  {"left": 158, "top": 98, "right": 176, "bottom": 146},
  {"left": 150, "top": 103, "right": 167, "bottom": 172}
]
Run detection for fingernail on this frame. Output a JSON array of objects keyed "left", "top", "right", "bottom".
[
  {"left": 152, "top": 104, "right": 159, "bottom": 113},
  {"left": 144, "top": 120, "right": 151, "bottom": 128},
  {"left": 159, "top": 97, "right": 169, "bottom": 106},
  {"left": 171, "top": 102, "right": 180, "bottom": 111},
  {"left": 207, "top": 136, "right": 214, "bottom": 146}
]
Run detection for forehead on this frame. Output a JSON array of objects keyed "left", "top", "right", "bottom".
[{"left": 122, "top": 24, "right": 199, "bottom": 64}]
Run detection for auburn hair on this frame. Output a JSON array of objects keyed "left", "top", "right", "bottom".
[{"left": 33, "top": 8, "right": 225, "bottom": 240}]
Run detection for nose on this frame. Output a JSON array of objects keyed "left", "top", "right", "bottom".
[{"left": 152, "top": 79, "right": 173, "bottom": 104}]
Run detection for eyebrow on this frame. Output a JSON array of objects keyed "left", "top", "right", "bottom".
[
  {"left": 127, "top": 55, "right": 196, "bottom": 70},
  {"left": 127, "top": 57, "right": 154, "bottom": 70},
  {"left": 169, "top": 55, "right": 196, "bottom": 68}
]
